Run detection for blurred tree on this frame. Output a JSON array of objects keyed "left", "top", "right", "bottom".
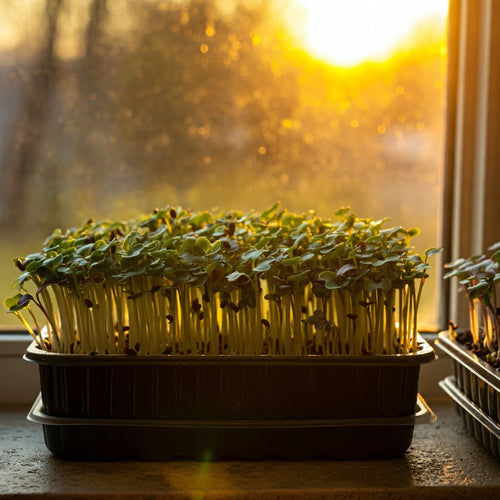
[
  {"left": 114, "top": 0, "right": 303, "bottom": 202},
  {"left": 0, "top": 0, "right": 445, "bottom": 227},
  {"left": 0, "top": 0, "right": 63, "bottom": 233}
]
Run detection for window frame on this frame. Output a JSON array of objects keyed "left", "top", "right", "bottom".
[
  {"left": 441, "top": 0, "right": 500, "bottom": 329},
  {"left": 0, "top": 328, "right": 41, "bottom": 405},
  {"left": 2, "top": 0, "right": 500, "bottom": 404}
]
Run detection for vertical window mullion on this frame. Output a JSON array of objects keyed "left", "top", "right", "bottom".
[{"left": 444, "top": 0, "right": 500, "bottom": 329}]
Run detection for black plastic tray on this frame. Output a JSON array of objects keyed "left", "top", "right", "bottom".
[
  {"left": 435, "top": 331, "right": 500, "bottom": 423},
  {"left": 24, "top": 337, "right": 435, "bottom": 420},
  {"left": 439, "top": 376, "right": 500, "bottom": 459},
  {"left": 28, "top": 394, "right": 435, "bottom": 461}
]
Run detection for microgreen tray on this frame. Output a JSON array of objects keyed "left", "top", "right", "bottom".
[
  {"left": 24, "top": 337, "right": 435, "bottom": 420},
  {"left": 435, "top": 331, "right": 500, "bottom": 424},
  {"left": 439, "top": 376, "right": 500, "bottom": 459},
  {"left": 28, "top": 393, "right": 435, "bottom": 461}
]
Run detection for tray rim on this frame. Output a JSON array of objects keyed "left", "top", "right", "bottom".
[
  {"left": 24, "top": 336, "right": 435, "bottom": 366},
  {"left": 435, "top": 331, "right": 500, "bottom": 389},
  {"left": 439, "top": 376, "right": 500, "bottom": 439},
  {"left": 27, "top": 393, "right": 436, "bottom": 429}
]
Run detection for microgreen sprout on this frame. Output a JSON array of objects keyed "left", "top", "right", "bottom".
[
  {"left": 444, "top": 242, "right": 500, "bottom": 360},
  {"left": 5, "top": 204, "right": 440, "bottom": 356}
]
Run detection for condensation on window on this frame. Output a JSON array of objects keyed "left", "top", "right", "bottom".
[{"left": 0, "top": 0, "right": 448, "bottom": 328}]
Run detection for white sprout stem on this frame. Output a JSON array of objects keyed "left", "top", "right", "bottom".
[
  {"left": 487, "top": 299, "right": 500, "bottom": 358},
  {"left": 282, "top": 293, "right": 292, "bottom": 354},
  {"left": 219, "top": 297, "right": 228, "bottom": 352},
  {"left": 201, "top": 288, "right": 209, "bottom": 353},
  {"left": 292, "top": 286, "right": 303, "bottom": 354},
  {"left": 48, "top": 285, "right": 69, "bottom": 352},
  {"left": 155, "top": 285, "right": 168, "bottom": 353},
  {"left": 469, "top": 297, "right": 480, "bottom": 344},
  {"left": 228, "top": 299, "right": 239, "bottom": 354},
  {"left": 70, "top": 280, "right": 90, "bottom": 353},
  {"left": 335, "top": 289, "right": 347, "bottom": 354},
  {"left": 410, "top": 281, "right": 418, "bottom": 352},
  {"left": 253, "top": 277, "right": 263, "bottom": 355},
  {"left": 178, "top": 284, "right": 192, "bottom": 354},
  {"left": 373, "top": 290, "right": 381, "bottom": 354},
  {"left": 345, "top": 289, "right": 354, "bottom": 354},
  {"left": 398, "top": 287, "right": 405, "bottom": 354},
  {"left": 88, "top": 285, "right": 111, "bottom": 354},
  {"left": 209, "top": 289, "right": 219, "bottom": 354},
  {"left": 384, "top": 289, "right": 394, "bottom": 355},
  {"left": 111, "top": 281, "right": 126, "bottom": 353},
  {"left": 481, "top": 301, "right": 495, "bottom": 354},
  {"left": 38, "top": 286, "right": 62, "bottom": 352}
]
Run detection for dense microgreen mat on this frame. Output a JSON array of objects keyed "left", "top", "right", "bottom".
[{"left": 5, "top": 204, "right": 440, "bottom": 355}]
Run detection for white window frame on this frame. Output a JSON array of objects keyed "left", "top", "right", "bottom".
[{"left": 0, "top": 329, "right": 40, "bottom": 404}]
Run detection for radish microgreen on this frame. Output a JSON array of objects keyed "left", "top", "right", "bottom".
[{"left": 5, "top": 205, "right": 440, "bottom": 356}]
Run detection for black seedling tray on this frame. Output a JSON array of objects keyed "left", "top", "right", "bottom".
[
  {"left": 24, "top": 338, "right": 435, "bottom": 420},
  {"left": 435, "top": 331, "right": 500, "bottom": 424},
  {"left": 28, "top": 394, "right": 435, "bottom": 461},
  {"left": 439, "top": 376, "right": 500, "bottom": 459}
]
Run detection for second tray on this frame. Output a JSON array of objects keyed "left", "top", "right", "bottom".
[{"left": 28, "top": 394, "right": 435, "bottom": 461}]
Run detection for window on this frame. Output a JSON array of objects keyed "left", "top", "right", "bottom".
[
  {"left": 442, "top": 0, "right": 500, "bottom": 327},
  {"left": 0, "top": 0, "right": 450, "bottom": 334}
]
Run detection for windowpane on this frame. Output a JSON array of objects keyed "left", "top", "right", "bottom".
[{"left": 0, "top": 0, "right": 448, "bottom": 328}]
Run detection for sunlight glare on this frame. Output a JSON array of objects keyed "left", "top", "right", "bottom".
[{"left": 296, "top": 0, "right": 448, "bottom": 66}]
